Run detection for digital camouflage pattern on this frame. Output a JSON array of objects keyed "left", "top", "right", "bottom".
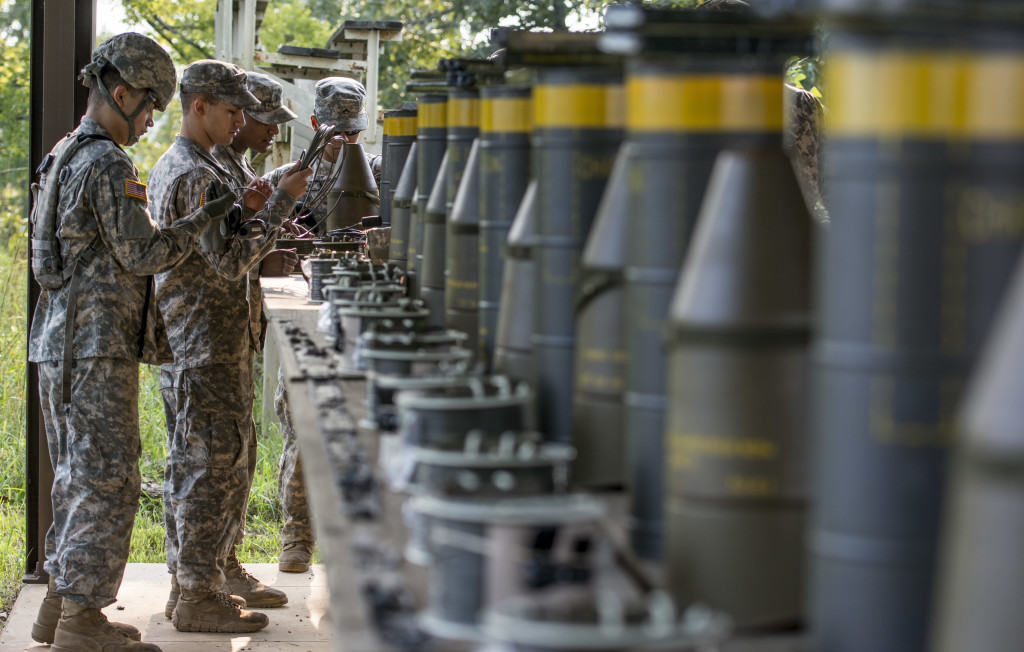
[
  {"left": 267, "top": 153, "right": 382, "bottom": 236},
  {"left": 81, "top": 32, "right": 177, "bottom": 111},
  {"left": 213, "top": 143, "right": 268, "bottom": 354},
  {"left": 179, "top": 60, "right": 259, "bottom": 109},
  {"left": 39, "top": 358, "right": 143, "bottom": 608},
  {"left": 212, "top": 142, "right": 273, "bottom": 556},
  {"left": 149, "top": 135, "right": 293, "bottom": 591},
  {"left": 314, "top": 77, "right": 368, "bottom": 131},
  {"left": 162, "top": 362, "right": 252, "bottom": 591},
  {"left": 150, "top": 135, "right": 292, "bottom": 369},
  {"left": 784, "top": 83, "right": 825, "bottom": 219},
  {"left": 365, "top": 227, "right": 390, "bottom": 263},
  {"left": 275, "top": 370, "right": 312, "bottom": 546},
  {"left": 29, "top": 118, "right": 208, "bottom": 364},
  {"left": 245, "top": 72, "right": 297, "bottom": 125}
]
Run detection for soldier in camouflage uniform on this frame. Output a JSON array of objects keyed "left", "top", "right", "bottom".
[
  {"left": 266, "top": 76, "right": 383, "bottom": 236},
  {"left": 267, "top": 76, "right": 381, "bottom": 573},
  {"left": 28, "top": 33, "right": 233, "bottom": 652},
  {"left": 784, "top": 82, "right": 826, "bottom": 220},
  {"left": 210, "top": 71, "right": 299, "bottom": 586},
  {"left": 149, "top": 60, "right": 312, "bottom": 634}
]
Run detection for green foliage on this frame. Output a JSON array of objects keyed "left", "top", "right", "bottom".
[
  {"left": 787, "top": 56, "right": 824, "bottom": 99},
  {"left": 122, "top": 0, "right": 608, "bottom": 111},
  {"left": 122, "top": 0, "right": 215, "bottom": 61},
  {"left": 0, "top": 0, "right": 31, "bottom": 242},
  {"left": 259, "top": 0, "right": 336, "bottom": 56}
]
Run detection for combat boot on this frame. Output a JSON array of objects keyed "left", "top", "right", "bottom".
[
  {"left": 279, "top": 541, "right": 312, "bottom": 573},
  {"left": 32, "top": 577, "right": 142, "bottom": 644},
  {"left": 172, "top": 588, "right": 269, "bottom": 633},
  {"left": 224, "top": 552, "right": 288, "bottom": 607},
  {"left": 51, "top": 600, "right": 160, "bottom": 652},
  {"left": 164, "top": 575, "right": 246, "bottom": 619}
]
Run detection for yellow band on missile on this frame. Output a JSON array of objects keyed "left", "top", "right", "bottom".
[
  {"left": 827, "top": 50, "right": 1024, "bottom": 139},
  {"left": 627, "top": 74, "right": 783, "bottom": 133},
  {"left": 418, "top": 102, "right": 447, "bottom": 130},
  {"left": 384, "top": 116, "right": 417, "bottom": 137},
  {"left": 481, "top": 98, "right": 531, "bottom": 133},
  {"left": 447, "top": 98, "right": 480, "bottom": 128},
  {"left": 533, "top": 84, "right": 625, "bottom": 129}
]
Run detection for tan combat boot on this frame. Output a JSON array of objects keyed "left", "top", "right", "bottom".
[
  {"left": 51, "top": 600, "right": 160, "bottom": 652},
  {"left": 164, "top": 575, "right": 246, "bottom": 619},
  {"left": 224, "top": 552, "right": 288, "bottom": 607},
  {"left": 32, "top": 577, "right": 142, "bottom": 644},
  {"left": 278, "top": 541, "right": 312, "bottom": 573},
  {"left": 172, "top": 587, "right": 269, "bottom": 633}
]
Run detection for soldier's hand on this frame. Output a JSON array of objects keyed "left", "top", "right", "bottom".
[
  {"left": 260, "top": 249, "right": 299, "bottom": 276},
  {"left": 243, "top": 178, "right": 272, "bottom": 212},
  {"left": 278, "top": 160, "right": 313, "bottom": 199}
]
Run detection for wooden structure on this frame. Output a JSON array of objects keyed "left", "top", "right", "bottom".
[{"left": 214, "top": 1, "right": 403, "bottom": 158}]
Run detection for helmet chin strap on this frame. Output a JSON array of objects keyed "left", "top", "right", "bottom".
[{"left": 84, "top": 60, "right": 154, "bottom": 145}]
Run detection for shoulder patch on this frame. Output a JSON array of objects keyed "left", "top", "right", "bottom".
[{"left": 124, "top": 179, "right": 148, "bottom": 202}]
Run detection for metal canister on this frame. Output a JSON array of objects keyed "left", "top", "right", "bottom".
[
  {"left": 665, "top": 145, "right": 812, "bottom": 628},
  {"left": 410, "top": 493, "right": 605, "bottom": 640},
  {"left": 419, "top": 151, "right": 450, "bottom": 327},
  {"left": 333, "top": 296, "right": 431, "bottom": 376},
  {"left": 388, "top": 141, "right": 418, "bottom": 268},
  {"left": 932, "top": 259, "right": 1024, "bottom": 652},
  {"left": 422, "top": 89, "right": 480, "bottom": 328},
  {"left": 808, "top": 26, "right": 1024, "bottom": 652},
  {"left": 478, "top": 85, "right": 532, "bottom": 368},
  {"left": 445, "top": 140, "right": 483, "bottom": 355},
  {"left": 531, "top": 66, "right": 624, "bottom": 445},
  {"left": 615, "top": 57, "right": 785, "bottom": 560},
  {"left": 570, "top": 145, "right": 633, "bottom": 489},
  {"left": 399, "top": 433, "right": 573, "bottom": 498},
  {"left": 396, "top": 376, "right": 533, "bottom": 451},
  {"left": 381, "top": 106, "right": 417, "bottom": 226},
  {"left": 493, "top": 181, "right": 538, "bottom": 385},
  {"left": 409, "top": 92, "right": 448, "bottom": 297}
]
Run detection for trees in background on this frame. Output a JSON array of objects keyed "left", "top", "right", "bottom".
[
  {"left": 123, "top": 0, "right": 607, "bottom": 107},
  {"left": 0, "top": 0, "right": 31, "bottom": 240}
]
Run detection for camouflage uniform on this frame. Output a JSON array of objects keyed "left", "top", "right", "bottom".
[
  {"left": 266, "top": 76, "right": 382, "bottom": 236},
  {"left": 29, "top": 114, "right": 213, "bottom": 607},
  {"left": 784, "top": 83, "right": 826, "bottom": 220},
  {"left": 268, "top": 77, "right": 381, "bottom": 553},
  {"left": 209, "top": 71, "right": 298, "bottom": 558},
  {"left": 151, "top": 60, "right": 296, "bottom": 593},
  {"left": 274, "top": 368, "right": 311, "bottom": 546}
]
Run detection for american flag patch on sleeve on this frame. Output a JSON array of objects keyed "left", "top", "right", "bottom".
[{"left": 124, "top": 179, "right": 148, "bottom": 202}]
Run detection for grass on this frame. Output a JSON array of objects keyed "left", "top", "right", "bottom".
[{"left": 0, "top": 244, "right": 299, "bottom": 625}]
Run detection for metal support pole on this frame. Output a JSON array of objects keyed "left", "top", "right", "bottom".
[{"left": 27, "top": 0, "right": 94, "bottom": 583}]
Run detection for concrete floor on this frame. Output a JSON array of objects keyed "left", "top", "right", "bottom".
[{"left": 0, "top": 563, "right": 331, "bottom": 651}]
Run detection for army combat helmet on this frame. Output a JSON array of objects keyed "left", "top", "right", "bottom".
[{"left": 79, "top": 32, "right": 176, "bottom": 144}]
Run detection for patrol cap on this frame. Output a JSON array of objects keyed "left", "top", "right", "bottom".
[
  {"left": 180, "top": 60, "right": 260, "bottom": 109},
  {"left": 81, "top": 32, "right": 177, "bottom": 111},
  {"left": 245, "top": 71, "right": 297, "bottom": 124},
  {"left": 314, "top": 77, "right": 368, "bottom": 132}
]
